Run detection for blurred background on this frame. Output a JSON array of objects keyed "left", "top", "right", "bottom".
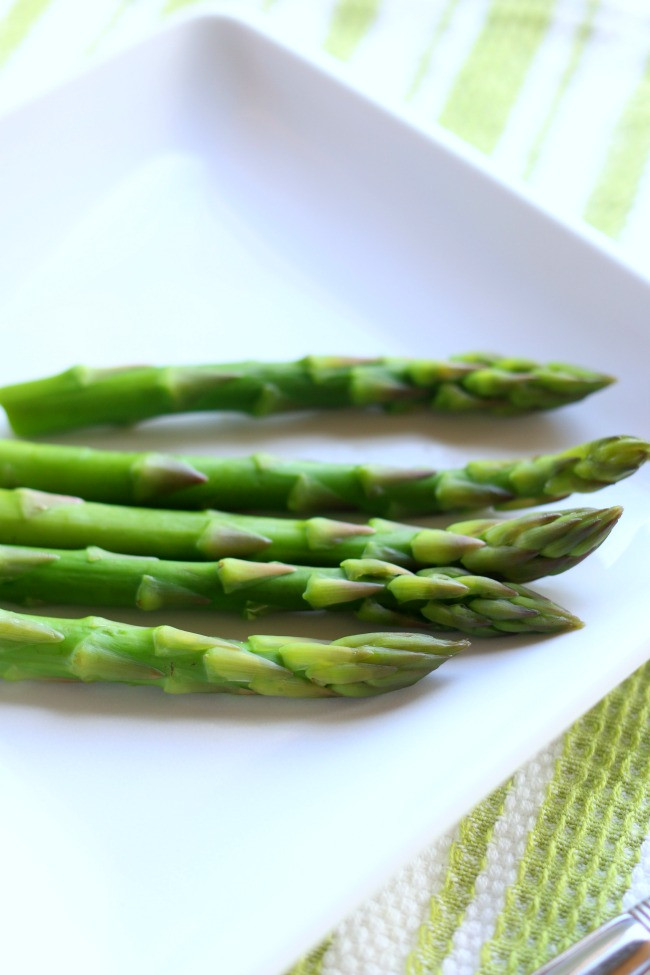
[{"left": 2, "top": 0, "right": 650, "bottom": 273}]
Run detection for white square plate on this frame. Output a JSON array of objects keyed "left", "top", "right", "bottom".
[{"left": 0, "top": 13, "right": 648, "bottom": 975}]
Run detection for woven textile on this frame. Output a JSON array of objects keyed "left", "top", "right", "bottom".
[{"left": 0, "top": 3, "right": 649, "bottom": 974}]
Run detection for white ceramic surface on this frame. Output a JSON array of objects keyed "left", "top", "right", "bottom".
[{"left": 0, "top": 14, "right": 648, "bottom": 975}]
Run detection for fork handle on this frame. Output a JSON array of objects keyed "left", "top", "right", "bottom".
[{"left": 532, "top": 907, "right": 650, "bottom": 975}]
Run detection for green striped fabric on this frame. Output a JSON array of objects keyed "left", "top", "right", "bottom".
[
  {"left": 478, "top": 667, "right": 650, "bottom": 975},
  {"left": 437, "top": 0, "right": 557, "bottom": 154},
  {"left": 584, "top": 52, "right": 650, "bottom": 236},
  {"left": 523, "top": 0, "right": 600, "bottom": 178},
  {"left": 0, "top": 3, "right": 648, "bottom": 974},
  {"left": 406, "top": 0, "right": 463, "bottom": 101},
  {"left": 406, "top": 785, "right": 511, "bottom": 974},
  {"left": 325, "top": 0, "right": 381, "bottom": 60}
]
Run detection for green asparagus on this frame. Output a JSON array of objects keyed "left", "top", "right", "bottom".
[
  {"left": 0, "top": 486, "right": 621, "bottom": 583},
  {"left": 0, "top": 436, "right": 645, "bottom": 517},
  {"left": 0, "top": 543, "right": 581, "bottom": 637},
  {"left": 0, "top": 355, "right": 614, "bottom": 435},
  {"left": 0, "top": 607, "right": 465, "bottom": 697}
]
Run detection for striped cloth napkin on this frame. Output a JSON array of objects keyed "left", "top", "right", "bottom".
[{"left": 1, "top": 3, "right": 649, "bottom": 975}]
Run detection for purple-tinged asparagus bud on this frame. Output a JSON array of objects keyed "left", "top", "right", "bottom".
[
  {"left": 131, "top": 453, "right": 207, "bottom": 501},
  {"left": 197, "top": 521, "right": 272, "bottom": 558},
  {"left": 287, "top": 474, "right": 348, "bottom": 514},
  {"left": 135, "top": 575, "right": 211, "bottom": 611},
  {"left": 305, "top": 517, "right": 375, "bottom": 549}
]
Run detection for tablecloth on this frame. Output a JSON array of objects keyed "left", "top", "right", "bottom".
[{"left": 0, "top": 3, "right": 648, "bottom": 974}]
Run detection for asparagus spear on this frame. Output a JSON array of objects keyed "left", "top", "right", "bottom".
[
  {"left": 0, "top": 486, "right": 622, "bottom": 583},
  {"left": 0, "top": 607, "right": 465, "bottom": 697},
  {"left": 0, "top": 355, "right": 614, "bottom": 435},
  {"left": 0, "top": 436, "right": 645, "bottom": 517},
  {"left": 0, "top": 543, "right": 581, "bottom": 637}
]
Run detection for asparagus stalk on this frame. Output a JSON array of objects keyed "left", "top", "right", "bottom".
[
  {"left": 0, "top": 355, "right": 614, "bottom": 435},
  {"left": 0, "top": 607, "right": 465, "bottom": 697},
  {"left": 0, "top": 486, "right": 622, "bottom": 583},
  {"left": 0, "top": 543, "right": 581, "bottom": 637},
  {"left": 0, "top": 436, "right": 645, "bottom": 517}
]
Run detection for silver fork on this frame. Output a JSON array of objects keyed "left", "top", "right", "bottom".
[{"left": 531, "top": 896, "right": 650, "bottom": 975}]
